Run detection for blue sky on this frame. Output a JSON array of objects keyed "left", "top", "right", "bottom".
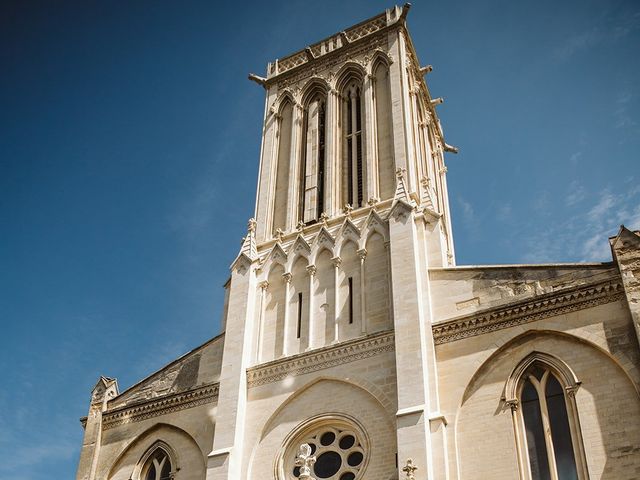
[{"left": 1, "top": 0, "right": 639, "bottom": 478}]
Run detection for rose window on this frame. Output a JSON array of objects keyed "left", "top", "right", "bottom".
[{"left": 287, "top": 425, "right": 367, "bottom": 480}]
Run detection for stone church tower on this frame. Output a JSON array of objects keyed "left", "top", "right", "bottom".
[{"left": 76, "top": 5, "right": 640, "bottom": 480}]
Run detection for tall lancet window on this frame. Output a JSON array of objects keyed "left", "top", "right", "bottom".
[
  {"left": 506, "top": 355, "right": 587, "bottom": 480},
  {"left": 272, "top": 100, "right": 293, "bottom": 236},
  {"left": 299, "top": 91, "right": 327, "bottom": 224},
  {"left": 521, "top": 367, "right": 579, "bottom": 480},
  {"left": 342, "top": 80, "right": 364, "bottom": 208},
  {"left": 373, "top": 61, "right": 394, "bottom": 200}
]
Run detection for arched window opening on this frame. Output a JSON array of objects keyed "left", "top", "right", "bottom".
[
  {"left": 342, "top": 81, "right": 364, "bottom": 209},
  {"left": 141, "top": 448, "right": 173, "bottom": 480},
  {"left": 299, "top": 92, "right": 327, "bottom": 224},
  {"left": 272, "top": 100, "right": 294, "bottom": 236},
  {"left": 373, "top": 62, "right": 394, "bottom": 200},
  {"left": 520, "top": 366, "right": 578, "bottom": 480},
  {"left": 506, "top": 354, "right": 587, "bottom": 480},
  {"left": 317, "top": 100, "right": 326, "bottom": 220}
]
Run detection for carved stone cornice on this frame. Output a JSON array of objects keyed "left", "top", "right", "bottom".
[
  {"left": 432, "top": 278, "right": 624, "bottom": 344},
  {"left": 270, "top": 12, "right": 391, "bottom": 85},
  {"left": 102, "top": 383, "right": 219, "bottom": 430},
  {"left": 247, "top": 330, "right": 394, "bottom": 388}
]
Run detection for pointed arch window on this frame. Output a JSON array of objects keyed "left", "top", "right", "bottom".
[
  {"left": 342, "top": 81, "right": 364, "bottom": 209},
  {"left": 299, "top": 92, "right": 327, "bottom": 224},
  {"left": 505, "top": 353, "right": 588, "bottom": 480},
  {"left": 141, "top": 448, "right": 174, "bottom": 480}
]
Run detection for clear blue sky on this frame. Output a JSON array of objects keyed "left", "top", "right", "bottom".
[{"left": 1, "top": 1, "right": 638, "bottom": 478}]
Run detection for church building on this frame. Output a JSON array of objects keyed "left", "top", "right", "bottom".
[{"left": 76, "top": 5, "right": 640, "bottom": 480}]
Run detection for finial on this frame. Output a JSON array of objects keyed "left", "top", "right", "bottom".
[
  {"left": 343, "top": 204, "right": 353, "bottom": 218},
  {"left": 402, "top": 459, "right": 417, "bottom": 480},
  {"left": 275, "top": 228, "right": 285, "bottom": 243},
  {"left": 296, "top": 220, "right": 306, "bottom": 232},
  {"left": 396, "top": 167, "right": 406, "bottom": 179},
  {"left": 240, "top": 218, "right": 258, "bottom": 259},
  {"left": 367, "top": 197, "right": 380, "bottom": 209},
  {"left": 295, "top": 443, "right": 316, "bottom": 480},
  {"left": 319, "top": 212, "right": 329, "bottom": 226}
]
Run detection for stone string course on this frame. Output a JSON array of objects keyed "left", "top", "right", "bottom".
[
  {"left": 432, "top": 278, "right": 624, "bottom": 344},
  {"left": 247, "top": 330, "right": 394, "bottom": 387},
  {"left": 102, "top": 383, "right": 219, "bottom": 430}
]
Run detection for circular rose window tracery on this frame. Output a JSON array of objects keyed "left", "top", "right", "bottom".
[{"left": 280, "top": 416, "right": 368, "bottom": 480}]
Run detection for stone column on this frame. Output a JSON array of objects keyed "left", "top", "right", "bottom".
[
  {"left": 306, "top": 265, "right": 317, "bottom": 350},
  {"left": 326, "top": 89, "right": 339, "bottom": 217},
  {"left": 256, "top": 281, "right": 269, "bottom": 363},
  {"left": 75, "top": 377, "right": 118, "bottom": 480},
  {"left": 207, "top": 253, "right": 258, "bottom": 480},
  {"left": 254, "top": 88, "right": 278, "bottom": 242},
  {"left": 282, "top": 272, "right": 293, "bottom": 357},
  {"left": 387, "top": 30, "right": 414, "bottom": 193},
  {"left": 287, "top": 103, "right": 304, "bottom": 230},
  {"left": 611, "top": 227, "right": 640, "bottom": 345},
  {"left": 357, "top": 248, "right": 367, "bottom": 335},
  {"left": 363, "top": 73, "right": 378, "bottom": 201},
  {"left": 406, "top": 86, "right": 421, "bottom": 196},
  {"left": 387, "top": 199, "right": 434, "bottom": 480},
  {"left": 332, "top": 256, "right": 342, "bottom": 343}
]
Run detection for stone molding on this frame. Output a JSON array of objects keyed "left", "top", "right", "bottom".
[
  {"left": 102, "top": 383, "right": 219, "bottom": 430},
  {"left": 270, "top": 11, "right": 390, "bottom": 81},
  {"left": 247, "top": 330, "right": 394, "bottom": 387},
  {"left": 432, "top": 278, "right": 624, "bottom": 344}
]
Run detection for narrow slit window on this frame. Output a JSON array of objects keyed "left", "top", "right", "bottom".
[
  {"left": 348, "top": 277, "right": 354, "bottom": 324},
  {"left": 297, "top": 292, "right": 303, "bottom": 339}
]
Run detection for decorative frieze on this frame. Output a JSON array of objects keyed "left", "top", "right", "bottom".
[
  {"left": 432, "top": 279, "right": 625, "bottom": 344},
  {"left": 102, "top": 383, "right": 219, "bottom": 430},
  {"left": 272, "top": 13, "right": 390, "bottom": 83},
  {"left": 247, "top": 330, "right": 394, "bottom": 387},
  {"left": 274, "top": 32, "right": 389, "bottom": 89}
]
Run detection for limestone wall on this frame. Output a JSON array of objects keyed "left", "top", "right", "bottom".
[
  {"left": 98, "top": 402, "right": 214, "bottom": 480},
  {"left": 435, "top": 298, "right": 640, "bottom": 480},
  {"left": 110, "top": 334, "right": 224, "bottom": 408},
  {"left": 243, "top": 332, "right": 398, "bottom": 480},
  {"left": 429, "top": 264, "right": 618, "bottom": 323}
]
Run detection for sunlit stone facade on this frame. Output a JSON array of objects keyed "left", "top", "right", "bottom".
[{"left": 76, "top": 5, "right": 640, "bottom": 480}]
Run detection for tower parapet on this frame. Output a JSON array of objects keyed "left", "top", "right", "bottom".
[{"left": 250, "top": 3, "right": 456, "bottom": 267}]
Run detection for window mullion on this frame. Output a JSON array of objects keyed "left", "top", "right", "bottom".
[{"left": 537, "top": 374, "right": 559, "bottom": 480}]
